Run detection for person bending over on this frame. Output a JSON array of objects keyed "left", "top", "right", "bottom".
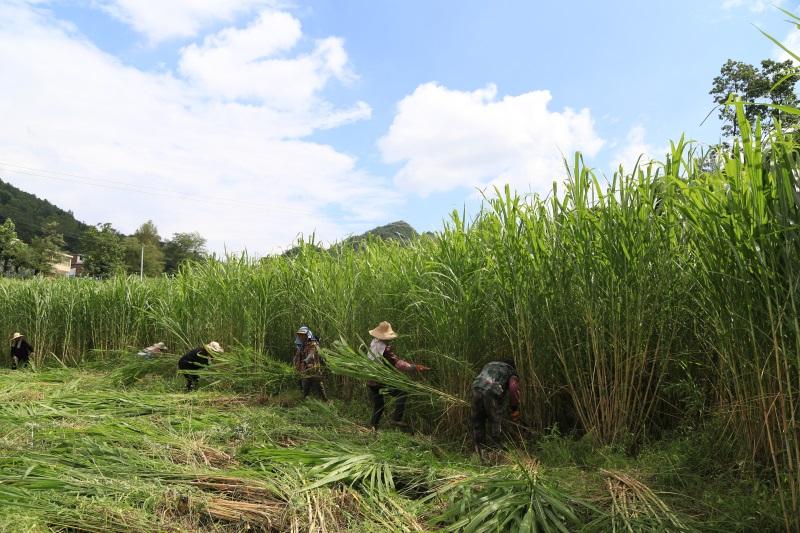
[
  {"left": 178, "top": 341, "right": 223, "bottom": 391},
  {"left": 10, "top": 332, "right": 33, "bottom": 370},
  {"left": 471, "top": 359, "right": 521, "bottom": 457}
]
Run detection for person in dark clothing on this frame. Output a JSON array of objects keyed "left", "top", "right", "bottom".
[
  {"left": 471, "top": 359, "right": 521, "bottom": 456},
  {"left": 295, "top": 337, "right": 328, "bottom": 401},
  {"left": 10, "top": 332, "right": 33, "bottom": 369},
  {"left": 366, "top": 321, "right": 430, "bottom": 429},
  {"left": 293, "top": 326, "right": 321, "bottom": 395},
  {"left": 178, "top": 341, "right": 223, "bottom": 391}
]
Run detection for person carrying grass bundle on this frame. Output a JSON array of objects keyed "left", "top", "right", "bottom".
[
  {"left": 178, "top": 341, "right": 223, "bottom": 391},
  {"left": 10, "top": 332, "right": 33, "bottom": 369},
  {"left": 471, "top": 359, "right": 521, "bottom": 456},
  {"left": 367, "top": 321, "right": 430, "bottom": 429},
  {"left": 293, "top": 326, "right": 328, "bottom": 401}
]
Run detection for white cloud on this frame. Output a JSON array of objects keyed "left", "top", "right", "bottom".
[
  {"left": 97, "top": 0, "right": 275, "bottom": 43},
  {"left": 179, "top": 11, "right": 356, "bottom": 111},
  {"left": 379, "top": 83, "right": 604, "bottom": 196},
  {"left": 721, "top": 0, "right": 781, "bottom": 12},
  {"left": 0, "top": 2, "right": 391, "bottom": 254},
  {"left": 611, "top": 125, "right": 667, "bottom": 174},
  {"left": 775, "top": 27, "right": 800, "bottom": 62}
]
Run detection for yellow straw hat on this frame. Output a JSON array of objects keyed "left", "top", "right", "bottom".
[
  {"left": 11, "top": 332, "right": 23, "bottom": 341},
  {"left": 368, "top": 321, "right": 397, "bottom": 341}
]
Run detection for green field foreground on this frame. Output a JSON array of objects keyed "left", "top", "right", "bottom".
[{"left": 0, "top": 364, "right": 786, "bottom": 532}]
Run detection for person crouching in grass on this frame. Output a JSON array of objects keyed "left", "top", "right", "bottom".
[
  {"left": 178, "top": 341, "right": 223, "bottom": 391},
  {"left": 471, "top": 359, "right": 521, "bottom": 460},
  {"left": 138, "top": 341, "right": 166, "bottom": 359},
  {"left": 10, "top": 332, "right": 33, "bottom": 369}
]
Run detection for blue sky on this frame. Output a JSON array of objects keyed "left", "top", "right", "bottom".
[{"left": 0, "top": 0, "right": 796, "bottom": 253}]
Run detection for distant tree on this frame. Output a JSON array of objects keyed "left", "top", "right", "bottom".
[
  {"left": 27, "top": 221, "right": 66, "bottom": 275},
  {"left": 124, "top": 220, "right": 165, "bottom": 276},
  {"left": 0, "top": 218, "right": 28, "bottom": 274},
  {"left": 134, "top": 220, "right": 161, "bottom": 246},
  {"left": 710, "top": 59, "right": 799, "bottom": 138},
  {"left": 164, "top": 232, "right": 207, "bottom": 273},
  {"left": 81, "top": 223, "right": 125, "bottom": 278},
  {"left": 757, "top": 59, "right": 800, "bottom": 131}
]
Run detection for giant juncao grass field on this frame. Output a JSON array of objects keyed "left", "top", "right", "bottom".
[
  {"left": 0, "top": 363, "right": 784, "bottom": 532},
  {"left": 0, "top": 104, "right": 798, "bottom": 530}
]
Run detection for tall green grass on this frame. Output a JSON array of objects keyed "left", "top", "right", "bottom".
[{"left": 0, "top": 107, "right": 797, "bottom": 527}]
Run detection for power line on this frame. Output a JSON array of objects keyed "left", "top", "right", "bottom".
[{"left": 0, "top": 160, "right": 319, "bottom": 216}]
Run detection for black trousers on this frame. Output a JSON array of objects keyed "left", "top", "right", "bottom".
[
  {"left": 471, "top": 389, "right": 503, "bottom": 448},
  {"left": 184, "top": 373, "right": 200, "bottom": 391},
  {"left": 301, "top": 377, "right": 328, "bottom": 400},
  {"left": 11, "top": 355, "right": 28, "bottom": 370},
  {"left": 368, "top": 384, "right": 407, "bottom": 428}
]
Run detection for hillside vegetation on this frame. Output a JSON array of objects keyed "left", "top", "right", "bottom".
[{"left": 0, "top": 178, "right": 89, "bottom": 251}]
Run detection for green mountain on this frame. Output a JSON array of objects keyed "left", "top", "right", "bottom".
[
  {"left": 281, "top": 220, "right": 420, "bottom": 257},
  {"left": 343, "top": 220, "right": 419, "bottom": 247},
  {"left": 0, "top": 178, "right": 89, "bottom": 251}
]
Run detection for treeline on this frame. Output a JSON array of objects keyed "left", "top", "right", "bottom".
[
  {"left": 81, "top": 220, "right": 207, "bottom": 278},
  {"left": 0, "top": 216, "right": 207, "bottom": 277},
  {"left": 0, "top": 219, "right": 66, "bottom": 275},
  {"left": 0, "top": 179, "right": 207, "bottom": 277}
]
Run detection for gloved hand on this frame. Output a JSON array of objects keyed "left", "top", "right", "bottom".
[
  {"left": 510, "top": 409, "right": 521, "bottom": 422},
  {"left": 415, "top": 364, "right": 431, "bottom": 372}
]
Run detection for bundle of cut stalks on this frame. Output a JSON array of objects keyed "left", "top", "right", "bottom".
[
  {"left": 108, "top": 352, "right": 177, "bottom": 386},
  {"left": 432, "top": 458, "right": 588, "bottom": 533},
  {"left": 205, "top": 497, "right": 284, "bottom": 527},
  {"left": 588, "top": 469, "right": 693, "bottom": 532},
  {"left": 191, "top": 346, "right": 298, "bottom": 393},
  {"left": 320, "top": 340, "right": 466, "bottom": 409}
]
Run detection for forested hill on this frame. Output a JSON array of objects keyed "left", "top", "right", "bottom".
[
  {"left": 281, "top": 220, "right": 420, "bottom": 257},
  {"left": 0, "top": 178, "right": 89, "bottom": 251},
  {"left": 343, "top": 220, "right": 419, "bottom": 247}
]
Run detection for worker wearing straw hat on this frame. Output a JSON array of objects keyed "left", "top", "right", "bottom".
[
  {"left": 367, "top": 321, "right": 430, "bottom": 429},
  {"left": 293, "top": 326, "right": 328, "bottom": 401},
  {"left": 178, "top": 341, "right": 223, "bottom": 392},
  {"left": 138, "top": 341, "right": 167, "bottom": 359},
  {"left": 10, "top": 332, "right": 33, "bottom": 369},
  {"left": 471, "top": 359, "right": 521, "bottom": 458}
]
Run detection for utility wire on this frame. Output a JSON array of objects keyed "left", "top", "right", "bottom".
[{"left": 0, "top": 160, "right": 320, "bottom": 216}]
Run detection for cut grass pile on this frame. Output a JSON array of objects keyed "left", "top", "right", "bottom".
[{"left": 0, "top": 367, "right": 784, "bottom": 532}]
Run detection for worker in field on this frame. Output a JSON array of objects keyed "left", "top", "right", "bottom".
[
  {"left": 178, "top": 341, "right": 223, "bottom": 391},
  {"left": 367, "top": 321, "right": 430, "bottom": 430},
  {"left": 471, "top": 359, "right": 521, "bottom": 458},
  {"left": 293, "top": 327, "right": 328, "bottom": 401},
  {"left": 137, "top": 341, "right": 167, "bottom": 359},
  {"left": 10, "top": 332, "right": 33, "bottom": 369},
  {"left": 293, "top": 325, "right": 316, "bottom": 391},
  {"left": 294, "top": 326, "right": 317, "bottom": 356}
]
